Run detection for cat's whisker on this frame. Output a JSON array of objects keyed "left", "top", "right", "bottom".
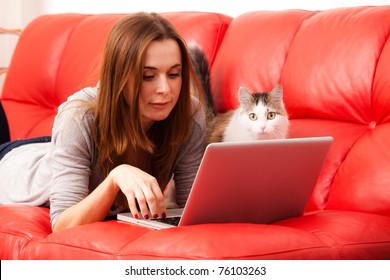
[{"left": 269, "top": 131, "right": 280, "bottom": 140}]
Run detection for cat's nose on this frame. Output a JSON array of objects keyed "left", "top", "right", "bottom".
[{"left": 260, "top": 126, "right": 266, "bottom": 132}]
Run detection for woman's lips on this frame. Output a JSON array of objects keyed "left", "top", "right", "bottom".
[{"left": 150, "top": 101, "right": 169, "bottom": 109}]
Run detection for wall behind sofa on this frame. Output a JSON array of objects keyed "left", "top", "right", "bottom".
[{"left": 1, "top": 0, "right": 389, "bottom": 94}]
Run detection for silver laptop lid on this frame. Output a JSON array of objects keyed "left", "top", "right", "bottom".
[{"left": 179, "top": 136, "right": 333, "bottom": 226}]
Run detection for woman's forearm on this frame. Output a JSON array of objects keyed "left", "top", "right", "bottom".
[{"left": 52, "top": 175, "right": 119, "bottom": 232}]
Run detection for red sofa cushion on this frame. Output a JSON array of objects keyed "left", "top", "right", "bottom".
[{"left": 2, "top": 206, "right": 390, "bottom": 259}]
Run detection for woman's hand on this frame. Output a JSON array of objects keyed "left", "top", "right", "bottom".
[
  {"left": 52, "top": 163, "right": 166, "bottom": 233},
  {"left": 109, "top": 164, "right": 166, "bottom": 219}
]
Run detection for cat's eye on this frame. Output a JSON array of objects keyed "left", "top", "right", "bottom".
[
  {"left": 249, "top": 113, "right": 258, "bottom": 121},
  {"left": 267, "top": 112, "right": 276, "bottom": 120}
]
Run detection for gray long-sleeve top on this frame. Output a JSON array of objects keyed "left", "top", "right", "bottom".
[{"left": 0, "top": 86, "right": 206, "bottom": 227}]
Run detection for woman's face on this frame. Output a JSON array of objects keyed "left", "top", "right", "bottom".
[{"left": 136, "top": 39, "right": 183, "bottom": 130}]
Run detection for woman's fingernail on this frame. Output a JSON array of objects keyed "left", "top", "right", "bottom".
[
  {"left": 162, "top": 212, "right": 166, "bottom": 219},
  {"left": 134, "top": 214, "right": 139, "bottom": 219},
  {"left": 153, "top": 214, "right": 158, "bottom": 219},
  {"left": 144, "top": 214, "right": 149, "bottom": 219}
]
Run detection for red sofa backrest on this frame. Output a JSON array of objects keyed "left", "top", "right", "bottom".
[
  {"left": 2, "top": 7, "right": 390, "bottom": 217},
  {"left": 1, "top": 12, "right": 231, "bottom": 140}
]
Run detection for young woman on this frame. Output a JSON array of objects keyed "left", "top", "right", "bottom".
[{"left": 0, "top": 12, "right": 207, "bottom": 232}]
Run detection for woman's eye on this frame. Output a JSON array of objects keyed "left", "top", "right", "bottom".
[
  {"left": 168, "top": 73, "right": 180, "bottom": 79},
  {"left": 143, "top": 75, "right": 155, "bottom": 81},
  {"left": 267, "top": 112, "right": 276, "bottom": 120},
  {"left": 249, "top": 113, "right": 258, "bottom": 121}
]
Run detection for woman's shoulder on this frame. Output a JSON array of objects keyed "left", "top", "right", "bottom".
[
  {"left": 58, "top": 86, "right": 97, "bottom": 116},
  {"left": 52, "top": 86, "right": 98, "bottom": 137},
  {"left": 59, "top": 86, "right": 98, "bottom": 110}
]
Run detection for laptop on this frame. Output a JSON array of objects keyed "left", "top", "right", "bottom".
[{"left": 117, "top": 136, "right": 333, "bottom": 229}]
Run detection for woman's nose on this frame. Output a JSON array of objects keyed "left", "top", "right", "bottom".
[{"left": 157, "top": 75, "right": 170, "bottom": 94}]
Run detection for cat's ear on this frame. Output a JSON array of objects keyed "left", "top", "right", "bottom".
[
  {"left": 270, "top": 84, "right": 283, "bottom": 102},
  {"left": 238, "top": 87, "right": 253, "bottom": 110}
]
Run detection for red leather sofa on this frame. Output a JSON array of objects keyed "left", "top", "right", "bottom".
[{"left": 1, "top": 6, "right": 390, "bottom": 259}]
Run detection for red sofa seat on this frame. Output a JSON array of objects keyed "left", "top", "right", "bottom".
[{"left": 1, "top": 7, "right": 390, "bottom": 259}]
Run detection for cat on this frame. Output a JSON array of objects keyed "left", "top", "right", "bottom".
[
  {"left": 188, "top": 43, "right": 289, "bottom": 143},
  {"left": 165, "top": 44, "right": 289, "bottom": 208},
  {"left": 207, "top": 84, "right": 289, "bottom": 144}
]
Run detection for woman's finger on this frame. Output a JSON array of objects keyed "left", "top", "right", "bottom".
[
  {"left": 126, "top": 192, "right": 140, "bottom": 219},
  {"left": 150, "top": 183, "right": 166, "bottom": 218},
  {"left": 141, "top": 177, "right": 161, "bottom": 219}
]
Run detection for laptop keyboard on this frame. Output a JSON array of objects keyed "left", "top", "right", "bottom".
[{"left": 152, "top": 216, "right": 181, "bottom": 226}]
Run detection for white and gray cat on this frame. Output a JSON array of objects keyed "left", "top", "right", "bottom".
[
  {"left": 165, "top": 45, "right": 289, "bottom": 208},
  {"left": 188, "top": 43, "right": 289, "bottom": 143},
  {"left": 207, "top": 84, "right": 289, "bottom": 144}
]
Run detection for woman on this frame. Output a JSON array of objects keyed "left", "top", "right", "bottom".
[{"left": 0, "top": 12, "right": 207, "bottom": 233}]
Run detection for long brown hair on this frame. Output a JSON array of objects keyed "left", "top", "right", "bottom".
[{"left": 91, "top": 13, "right": 205, "bottom": 207}]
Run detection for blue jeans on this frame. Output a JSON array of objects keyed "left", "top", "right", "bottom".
[
  {"left": 0, "top": 101, "right": 10, "bottom": 144},
  {"left": 0, "top": 136, "right": 51, "bottom": 161}
]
